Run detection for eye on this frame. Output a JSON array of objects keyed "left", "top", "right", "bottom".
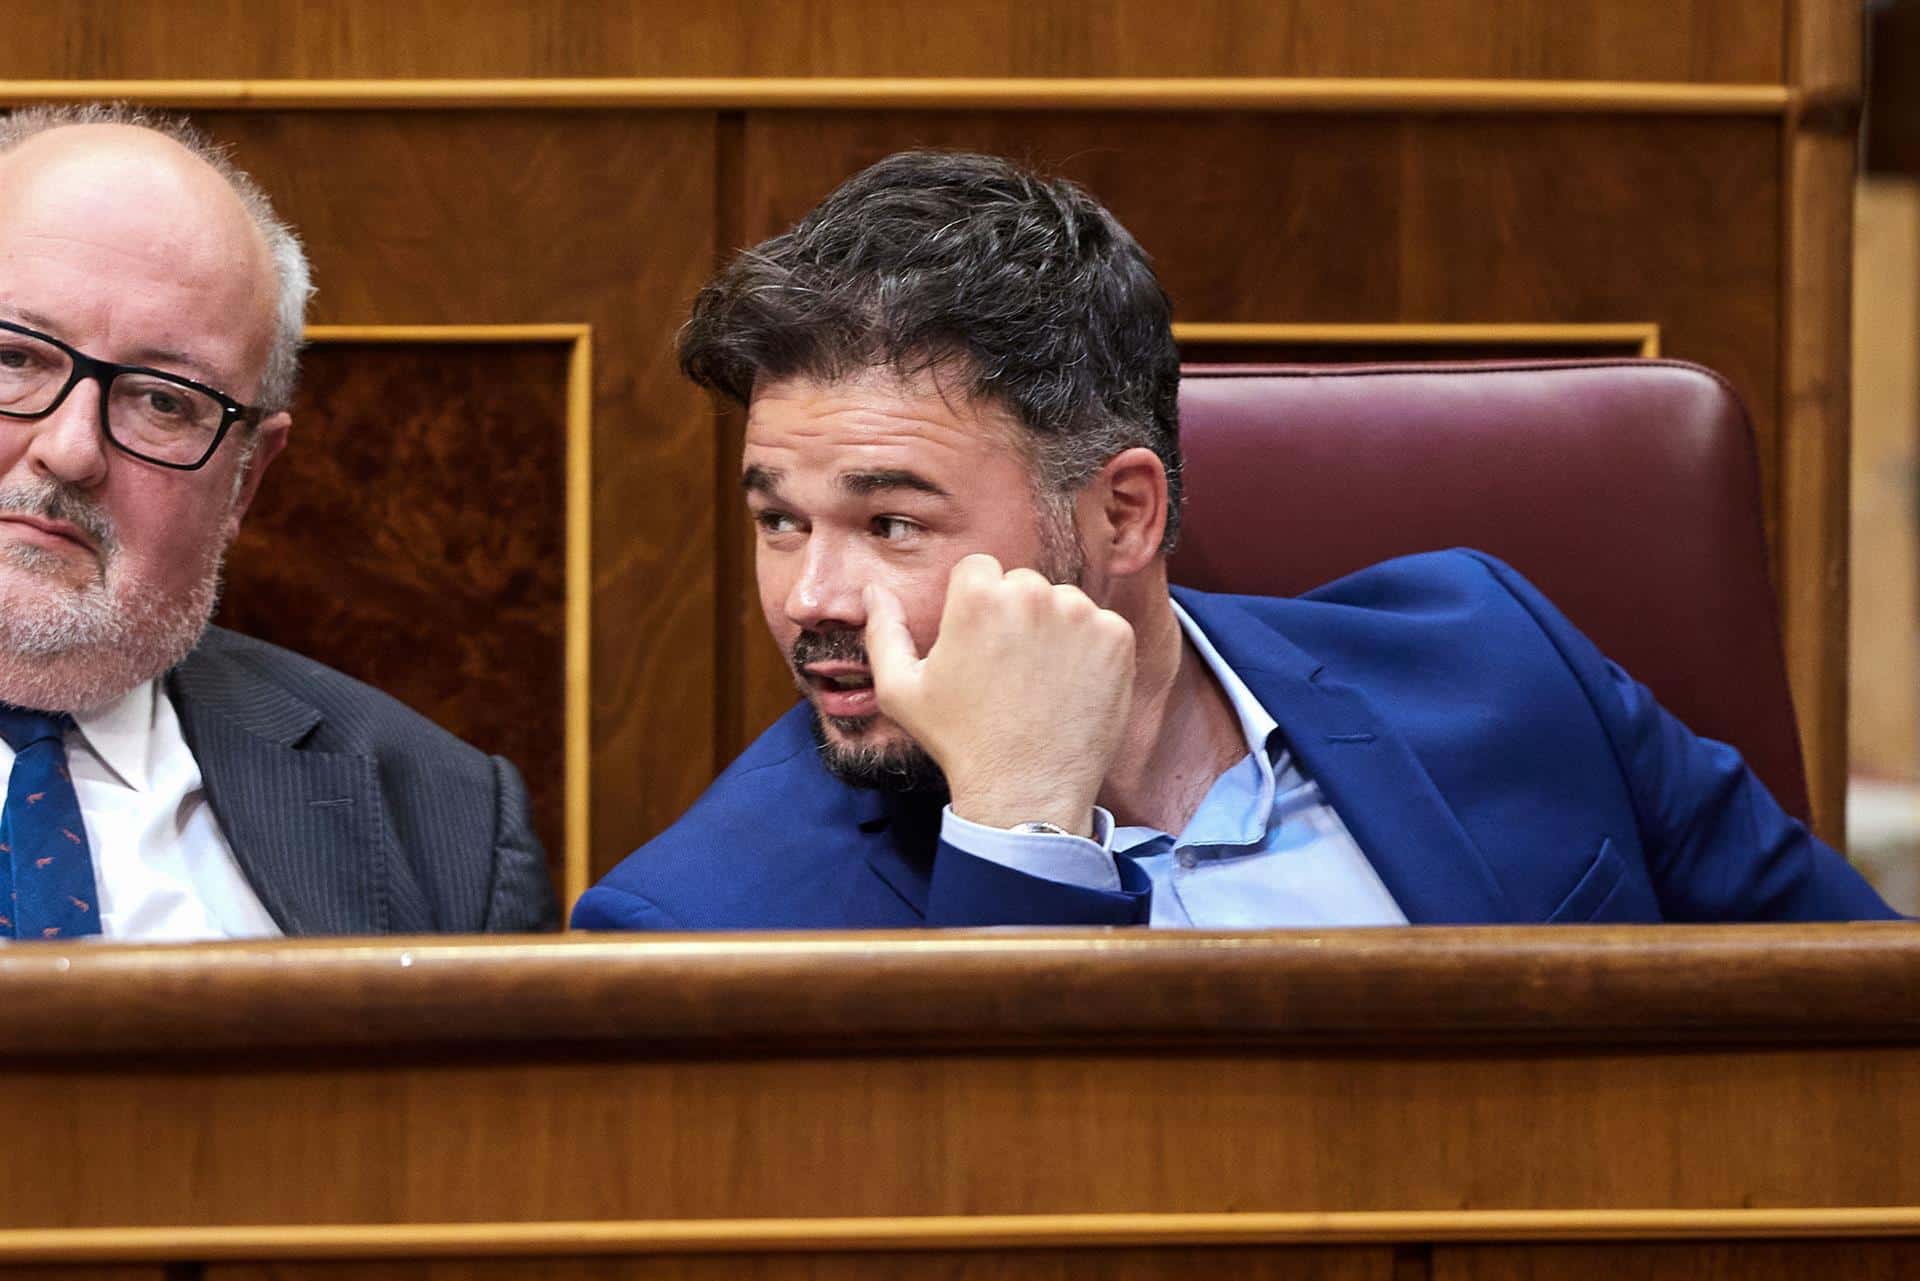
[
  {"left": 143, "top": 389, "right": 188, "bottom": 419},
  {"left": 871, "top": 516, "right": 922, "bottom": 542},
  {"left": 754, "top": 509, "right": 803, "bottom": 536},
  {"left": 0, "top": 344, "right": 46, "bottom": 373}
]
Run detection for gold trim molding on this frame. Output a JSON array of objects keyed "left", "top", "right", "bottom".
[
  {"left": 1174, "top": 322, "right": 1662, "bottom": 358},
  {"left": 303, "top": 324, "right": 593, "bottom": 908},
  {"left": 3, "top": 1208, "right": 1919, "bottom": 1262},
  {"left": 0, "top": 77, "right": 1794, "bottom": 114}
]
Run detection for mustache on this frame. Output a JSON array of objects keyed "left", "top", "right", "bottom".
[
  {"left": 790, "top": 629, "right": 868, "bottom": 669},
  {"left": 0, "top": 478, "right": 117, "bottom": 555}
]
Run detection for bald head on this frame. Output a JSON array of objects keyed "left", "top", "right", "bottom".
[
  {"left": 0, "top": 125, "right": 278, "bottom": 394},
  {"left": 0, "top": 105, "right": 311, "bottom": 412}
]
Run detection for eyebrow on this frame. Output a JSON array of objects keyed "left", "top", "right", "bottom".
[
  {"left": 1, "top": 307, "right": 226, "bottom": 386},
  {"left": 740, "top": 466, "right": 954, "bottom": 501},
  {"left": 741, "top": 464, "right": 785, "bottom": 497},
  {"left": 134, "top": 346, "right": 225, "bottom": 386},
  {"left": 837, "top": 469, "right": 952, "bottom": 499},
  {"left": 4, "top": 306, "right": 63, "bottom": 333}
]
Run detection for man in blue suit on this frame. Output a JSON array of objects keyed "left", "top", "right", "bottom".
[{"left": 576, "top": 150, "right": 1896, "bottom": 930}]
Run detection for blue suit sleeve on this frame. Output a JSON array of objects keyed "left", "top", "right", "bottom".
[
  {"left": 926, "top": 839, "right": 1153, "bottom": 925},
  {"left": 1470, "top": 553, "right": 1899, "bottom": 921},
  {"left": 571, "top": 882, "right": 685, "bottom": 930}
]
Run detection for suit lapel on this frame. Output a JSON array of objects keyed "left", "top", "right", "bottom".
[
  {"left": 860, "top": 789, "right": 938, "bottom": 918},
  {"left": 1175, "top": 589, "right": 1516, "bottom": 924},
  {"left": 167, "top": 636, "right": 389, "bottom": 936}
]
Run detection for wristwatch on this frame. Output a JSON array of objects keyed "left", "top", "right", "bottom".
[{"left": 1009, "top": 821, "right": 1074, "bottom": 837}]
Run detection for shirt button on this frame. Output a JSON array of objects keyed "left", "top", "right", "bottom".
[{"left": 1176, "top": 849, "right": 1197, "bottom": 869}]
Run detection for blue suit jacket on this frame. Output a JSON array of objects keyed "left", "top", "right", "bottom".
[{"left": 576, "top": 550, "right": 1897, "bottom": 928}]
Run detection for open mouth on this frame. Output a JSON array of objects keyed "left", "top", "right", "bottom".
[{"left": 804, "top": 666, "right": 879, "bottom": 718}]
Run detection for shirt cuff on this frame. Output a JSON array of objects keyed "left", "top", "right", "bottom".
[{"left": 939, "top": 805, "right": 1120, "bottom": 892}]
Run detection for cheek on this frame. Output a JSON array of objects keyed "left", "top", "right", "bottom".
[
  {"left": 892, "top": 559, "right": 960, "bottom": 655},
  {"left": 101, "top": 476, "right": 231, "bottom": 584},
  {"left": 754, "top": 545, "right": 794, "bottom": 626}
]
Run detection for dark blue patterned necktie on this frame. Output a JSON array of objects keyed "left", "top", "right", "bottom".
[{"left": 0, "top": 705, "right": 102, "bottom": 939}]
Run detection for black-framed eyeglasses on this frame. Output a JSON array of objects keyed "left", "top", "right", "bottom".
[{"left": 0, "top": 319, "right": 263, "bottom": 471}]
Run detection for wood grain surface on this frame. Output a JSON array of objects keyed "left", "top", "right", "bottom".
[
  {"left": 0, "top": 80, "right": 1798, "bottom": 114},
  {"left": 0, "top": 1, "right": 1783, "bottom": 82},
  {"left": 0, "top": 927, "right": 1910, "bottom": 1056},
  {"left": 1433, "top": 1241, "right": 1920, "bottom": 1279},
  {"left": 179, "top": 111, "right": 719, "bottom": 884},
  {"left": 221, "top": 341, "right": 569, "bottom": 882},
  {"left": 1779, "top": 0, "right": 1865, "bottom": 839},
  {"left": 206, "top": 1249, "right": 1395, "bottom": 1280},
  {"left": 8, "top": 1212, "right": 1920, "bottom": 1261},
  {"left": 0, "top": 1043, "right": 1915, "bottom": 1225}
]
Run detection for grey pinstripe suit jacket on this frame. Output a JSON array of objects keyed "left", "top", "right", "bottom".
[{"left": 163, "top": 626, "right": 560, "bottom": 936}]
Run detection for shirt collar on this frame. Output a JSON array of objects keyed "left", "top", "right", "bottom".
[
  {"left": 1105, "top": 601, "right": 1282, "bottom": 852},
  {"left": 1170, "top": 599, "right": 1280, "bottom": 764},
  {"left": 68, "top": 679, "right": 159, "bottom": 793}
]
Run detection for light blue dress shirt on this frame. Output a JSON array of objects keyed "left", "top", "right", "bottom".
[{"left": 940, "top": 601, "right": 1409, "bottom": 927}]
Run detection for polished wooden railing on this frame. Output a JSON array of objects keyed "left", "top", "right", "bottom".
[{"left": 0, "top": 927, "right": 1914, "bottom": 1278}]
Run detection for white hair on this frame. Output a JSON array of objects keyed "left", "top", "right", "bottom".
[{"left": 0, "top": 102, "right": 314, "bottom": 413}]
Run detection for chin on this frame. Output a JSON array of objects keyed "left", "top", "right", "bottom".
[
  {"left": 0, "top": 545, "right": 98, "bottom": 592},
  {"left": 805, "top": 706, "right": 947, "bottom": 795},
  {"left": 818, "top": 707, "right": 891, "bottom": 740},
  {"left": 0, "top": 559, "right": 222, "bottom": 714}
]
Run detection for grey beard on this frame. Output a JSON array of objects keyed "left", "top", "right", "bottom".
[
  {"left": 0, "top": 481, "right": 226, "bottom": 714},
  {"left": 0, "top": 555, "right": 223, "bottom": 713}
]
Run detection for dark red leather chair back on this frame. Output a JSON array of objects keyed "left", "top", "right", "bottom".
[{"left": 1169, "top": 360, "right": 1809, "bottom": 822}]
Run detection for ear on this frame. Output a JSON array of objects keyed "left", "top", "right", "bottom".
[
  {"left": 1083, "top": 446, "right": 1168, "bottom": 578},
  {"left": 225, "top": 410, "right": 291, "bottom": 530}
]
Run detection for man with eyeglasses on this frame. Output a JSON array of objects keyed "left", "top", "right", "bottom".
[{"left": 0, "top": 105, "right": 558, "bottom": 939}]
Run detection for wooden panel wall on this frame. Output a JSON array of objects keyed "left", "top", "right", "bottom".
[
  {"left": 196, "top": 111, "right": 719, "bottom": 897},
  {"left": 221, "top": 339, "right": 573, "bottom": 884},
  {"left": 0, "top": 1, "right": 1784, "bottom": 81},
  {"left": 207, "top": 1251, "right": 1401, "bottom": 1280},
  {"left": 0, "top": 1, "right": 1863, "bottom": 887},
  {"left": 1850, "top": 178, "right": 1920, "bottom": 782},
  {"left": 1434, "top": 1242, "right": 1920, "bottom": 1278}
]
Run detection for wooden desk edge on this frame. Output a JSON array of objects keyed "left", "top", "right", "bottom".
[{"left": 2, "top": 925, "right": 1914, "bottom": 1057}]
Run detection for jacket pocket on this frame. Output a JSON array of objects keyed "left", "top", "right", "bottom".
[{"left": 1548, "top": 837, "right": 1630, "bottom": 923}]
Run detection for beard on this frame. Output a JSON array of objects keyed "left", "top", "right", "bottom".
[
  {"left": 0, "top": 476, "right": 226, "bottom": 714},
  {"left": 795, "top": 504, "right": 1087, "bottom": 793},
  {"left": 795, "top": 623, "right": 947, "bottom": 795}
]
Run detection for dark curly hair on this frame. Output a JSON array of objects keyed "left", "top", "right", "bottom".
[{"left": 680, "top": 149, "right": 1184, "bottom": 550}]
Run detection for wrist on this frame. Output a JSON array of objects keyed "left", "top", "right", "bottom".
[{"left": 948, "top": 786, "right": 1097, "bottom": 839}]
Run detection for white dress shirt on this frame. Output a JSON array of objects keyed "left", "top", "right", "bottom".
[
  {"left": 940, "top": 600, "right": 1408, "bottom": 927},
  {"left": 0, "top": 680, "right": 282, "bottom": 941}
]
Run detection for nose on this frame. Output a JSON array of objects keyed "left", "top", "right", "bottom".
[
  {"left": 784, "top": 533, "right": 867, "bottom": 634},
  {"left": 17, "top": 376, "right": 109, "bottom": 489}
]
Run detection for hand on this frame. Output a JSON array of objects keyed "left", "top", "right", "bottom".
[{"left": 864, "top": 554, "right": 1136, "bottom": 837}]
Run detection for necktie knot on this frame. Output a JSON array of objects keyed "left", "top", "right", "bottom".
[{"left": 0, "top": 705, "right": 72, "bottom": 753}]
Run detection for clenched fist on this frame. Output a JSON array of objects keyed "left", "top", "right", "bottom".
[{"left": 864, "top": 553, "right": 1136, "bottom": 837}]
